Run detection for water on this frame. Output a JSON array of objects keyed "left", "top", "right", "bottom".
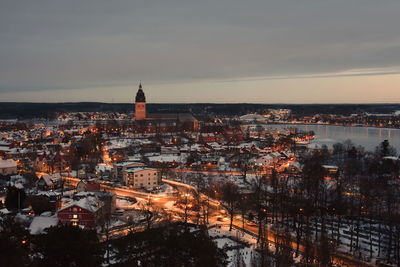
[{"left": 268, "top": 124, "right": 400, "bottom": 152}]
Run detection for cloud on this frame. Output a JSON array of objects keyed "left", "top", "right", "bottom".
[{"left": 1, "top": 0, "right": 400, "bottom": 101}]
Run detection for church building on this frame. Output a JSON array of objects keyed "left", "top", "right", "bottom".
[
  {"left": 135, "top": 83, "right": 146, "bottom": 120},
  {"left": 134, "top": 84, "right": 199, "bottom": 131}
]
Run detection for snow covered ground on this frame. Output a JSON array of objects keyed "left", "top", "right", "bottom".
[
  {"left": 209, "top": 224, "right": 259, "bottom": 267},
  {"left": 116, "top": 197, "right": 137, "bottom": 209}
]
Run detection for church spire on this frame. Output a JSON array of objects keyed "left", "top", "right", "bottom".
[{"left": 135, "top": 83, "right": 146, "bottom": 102}]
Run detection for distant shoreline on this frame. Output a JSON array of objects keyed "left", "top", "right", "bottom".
[{"left": 268, "top": 122, "right": 400, "bottom": 130}]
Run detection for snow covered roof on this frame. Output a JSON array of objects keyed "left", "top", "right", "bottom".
[
  {"left": 59, "top": 196, "right": 103, "bottom": 213},
  {"left": 383, "top": 156, "right": 400, "bottom": 161},
  {"left": 114, "top": 161, "right": 144, "bottom": 167},
  {"left": 0, "top": 146, "right": 12, "bottom": 152},
  {"left": 39, "top": 173, "right": 61, "bottom": 186},
  {"left": 322, "top": 165, "right": 339, "bottom": 169},
  {"left": 125, "top": 167, "right": 157, "bottom": 173},
  {"left": 0, "top": 159, "right": 17, "bottom": 168},
  {"left": 96, "top": 163, "right": 113, "bottom": 172},
  {"left": 29, "top": 216, "right": 59, "bottom": 235},
  {"left": 148, "top": 154, "right": 181, "bottom": 163}
]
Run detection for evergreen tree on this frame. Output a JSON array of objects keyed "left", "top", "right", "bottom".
[
  {"left": 0, "top": 216, "right": 31, "bottom": 266},
  {"left": 111, "top": 223, "right": 227, "bottom": 267},
  {"left": 33, "top": 225, "right": 103, "bottom": 267},
  {"left": 5, "top": 185, "right": 26, "bottom": 211}
]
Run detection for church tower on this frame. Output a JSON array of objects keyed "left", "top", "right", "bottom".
[{"left": 135, "top": 83, "right": 146, "bottom": 120}]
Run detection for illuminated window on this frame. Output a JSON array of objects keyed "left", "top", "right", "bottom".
[
  {"left": 72, "top": 222, "right": 78, "bottom": 226},
  {"left": 72, "top": 214, "right": 78, "bottom": 219}
]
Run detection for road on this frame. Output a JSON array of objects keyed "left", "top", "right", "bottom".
[{"left": 63, "top": 176, "right": 372, "bottom": 266}]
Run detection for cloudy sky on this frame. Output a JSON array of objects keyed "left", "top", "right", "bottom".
[{"left": 1, "top": 0, "right": 400, "bottom": 103}]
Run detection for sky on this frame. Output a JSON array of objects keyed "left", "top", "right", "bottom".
[{"left": 1, "top": 0, "right": 400, "bottom": 103}]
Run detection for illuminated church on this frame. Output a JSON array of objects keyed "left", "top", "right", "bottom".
[{"left": 134, "top": 83, "right": 199, "bottom": 131}]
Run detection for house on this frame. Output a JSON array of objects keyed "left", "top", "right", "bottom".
[
  {"left": 34, "top": 153, "right": 49, "bottom": 172},
  {"left": 0, "top": 159, "right": 17, "bottom": 175},
  {"left": 199, "top": 133, "right": 216, "bottom": 143},
  {"left": 75, "top": 191, "right": 116, "bottom": 215},
  {"left": 57, "top": 196, "right": 104, "bottom": 228},
  {"left": 253, "top": 155, "right": 275, "bottom": 168},
  {"left": 160, "top": 146, "right": 180, "bottom": 155},
  {"left": 123, "top": 167, "right": 159, "bottom": 189},
  {"left": 281, "top": 162, "right": 301, "bottom": 173},
  {"left": 147, "top": 154, "right": 181, "bottom": 168},
  {"left": 76, "top": 179, "right": 101, "bottom": 192},
  {"left": 36, "top": 173, "right": 62, "bottom": 190},
  {"left": 95, "top": 163, "right": 113, "bottom": 178}
]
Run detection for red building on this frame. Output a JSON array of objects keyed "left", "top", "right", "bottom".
[
  {"left": 76, "top": 179, "right": 101, "bottom": 192},
  {"left": 57, "top": 197, "right": 104, "bottom": 228}
]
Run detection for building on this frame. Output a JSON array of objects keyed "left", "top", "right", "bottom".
[
  {"left": 112, "top": 161, "right": 145, "bottom": 180},
  {"left": 76, "top": 179, "right": 101, "bottom": 192},
  {"left": 74, "top": 191, "right": 116, "bottom": 216},
  {"left": 36, "top": 173, "right": 62, "bottom": 191},
  {"left": 0, "top": 159, "right": 17, "bottom": 175},
  {"left": 133, "top": 83, "right": 199, "bottom": 131},
  {"left": 123, "top": 167, "right": 159, "bottom": 189},
  {"left": 135, "top": 83, "right": 147, "bottom": 120},
  {"left": 57, "top": 196, "right": 104, "bottom": 228}
]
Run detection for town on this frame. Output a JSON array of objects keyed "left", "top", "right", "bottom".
[{"left": 1, "top": 85, "right": 400, "bottom": 266}]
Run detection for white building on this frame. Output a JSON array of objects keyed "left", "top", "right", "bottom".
[
  {"left": 123, "top": 168, "right": 159, "bottom": 189},
  {"left": 112, "top": 161, "right": 145, "bottom": 180},
  {"left": 0, "top": 159, "right": 17, "bottom": 175}
]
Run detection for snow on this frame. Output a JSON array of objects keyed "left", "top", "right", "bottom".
[
  {"left": 148, "top": 154, "right": 181, "bottom": 163},
  {"left": 209, "top": 225, "right": 257, "bottom": 267},
  {"left": 0, "top": 159, "right": 17, "bottom": 168},
  {"left": 29, "top": 216, "right": 59, "bottom": 235},
  {"left": 106, "top": 139, "right": 133, "bottom": 149},
  {"left": 59, "top": 195, "right": 103, "bottom": 213},
  {"left": 96, "top": 163, "right": 113, "bottom": 172},
  {"left": 164, "top": 201, "right": 176, "bottom": 210},
  {"left": 116, "top": 198, "right": 137, "bottom": 209}
]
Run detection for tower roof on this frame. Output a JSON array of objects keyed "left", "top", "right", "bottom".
[{"left": 135, "top": 83, "right": 146, "bottom": 102}]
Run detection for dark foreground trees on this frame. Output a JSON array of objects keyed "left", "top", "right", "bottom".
[
  {"left": 33, "top": 225, "right": 103, "bottom": 267},
  {"left": 0, "top": 217, "right": 226, "bottom": 267},
  {"left": 0, "top": 216, "right": 31, "bottom": 266},
  {"left": 111, "top": 223, "right": 227, "bottom": 267}
]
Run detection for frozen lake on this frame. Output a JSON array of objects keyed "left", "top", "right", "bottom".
[{"left": 269, "top": 124, "right": 400, "bottom": 152}]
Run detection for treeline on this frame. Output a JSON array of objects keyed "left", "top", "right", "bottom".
[
  {"left": 1, "top": 102, "right": 400, "bottom": 119},
  {"left": 0, "top": 218, "right": 227, "bottom": 267}
]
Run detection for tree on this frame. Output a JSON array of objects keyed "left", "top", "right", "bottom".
[
  {"left": 317, "top": 223, "right": 333, "bottom": 266},
  {"left": 139, "top": 197, "right": 154, "bottom": 230},
  {"left": 375, "top": 139, "right": 397, "bottom": 159},
  {"left": 33, "top": 225, "right": 103, "bottom": 267},
  {"left": 222, "top": 182, "right": 240, "bottom": 231},
  {"left": 0, "top": 216, "right": 31, "bottom": 266},
  {"left": 274, "top": 232, "right": 294, "bottom": 267},
  {"left": 5, "top": 185, "right": 26, "bottom": 211},
  {"left": 27, "top": 195, "right": 53, "bottom": 215},
  {"left": 110, "top": 223, "right": 227, "bottom": 267}
]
